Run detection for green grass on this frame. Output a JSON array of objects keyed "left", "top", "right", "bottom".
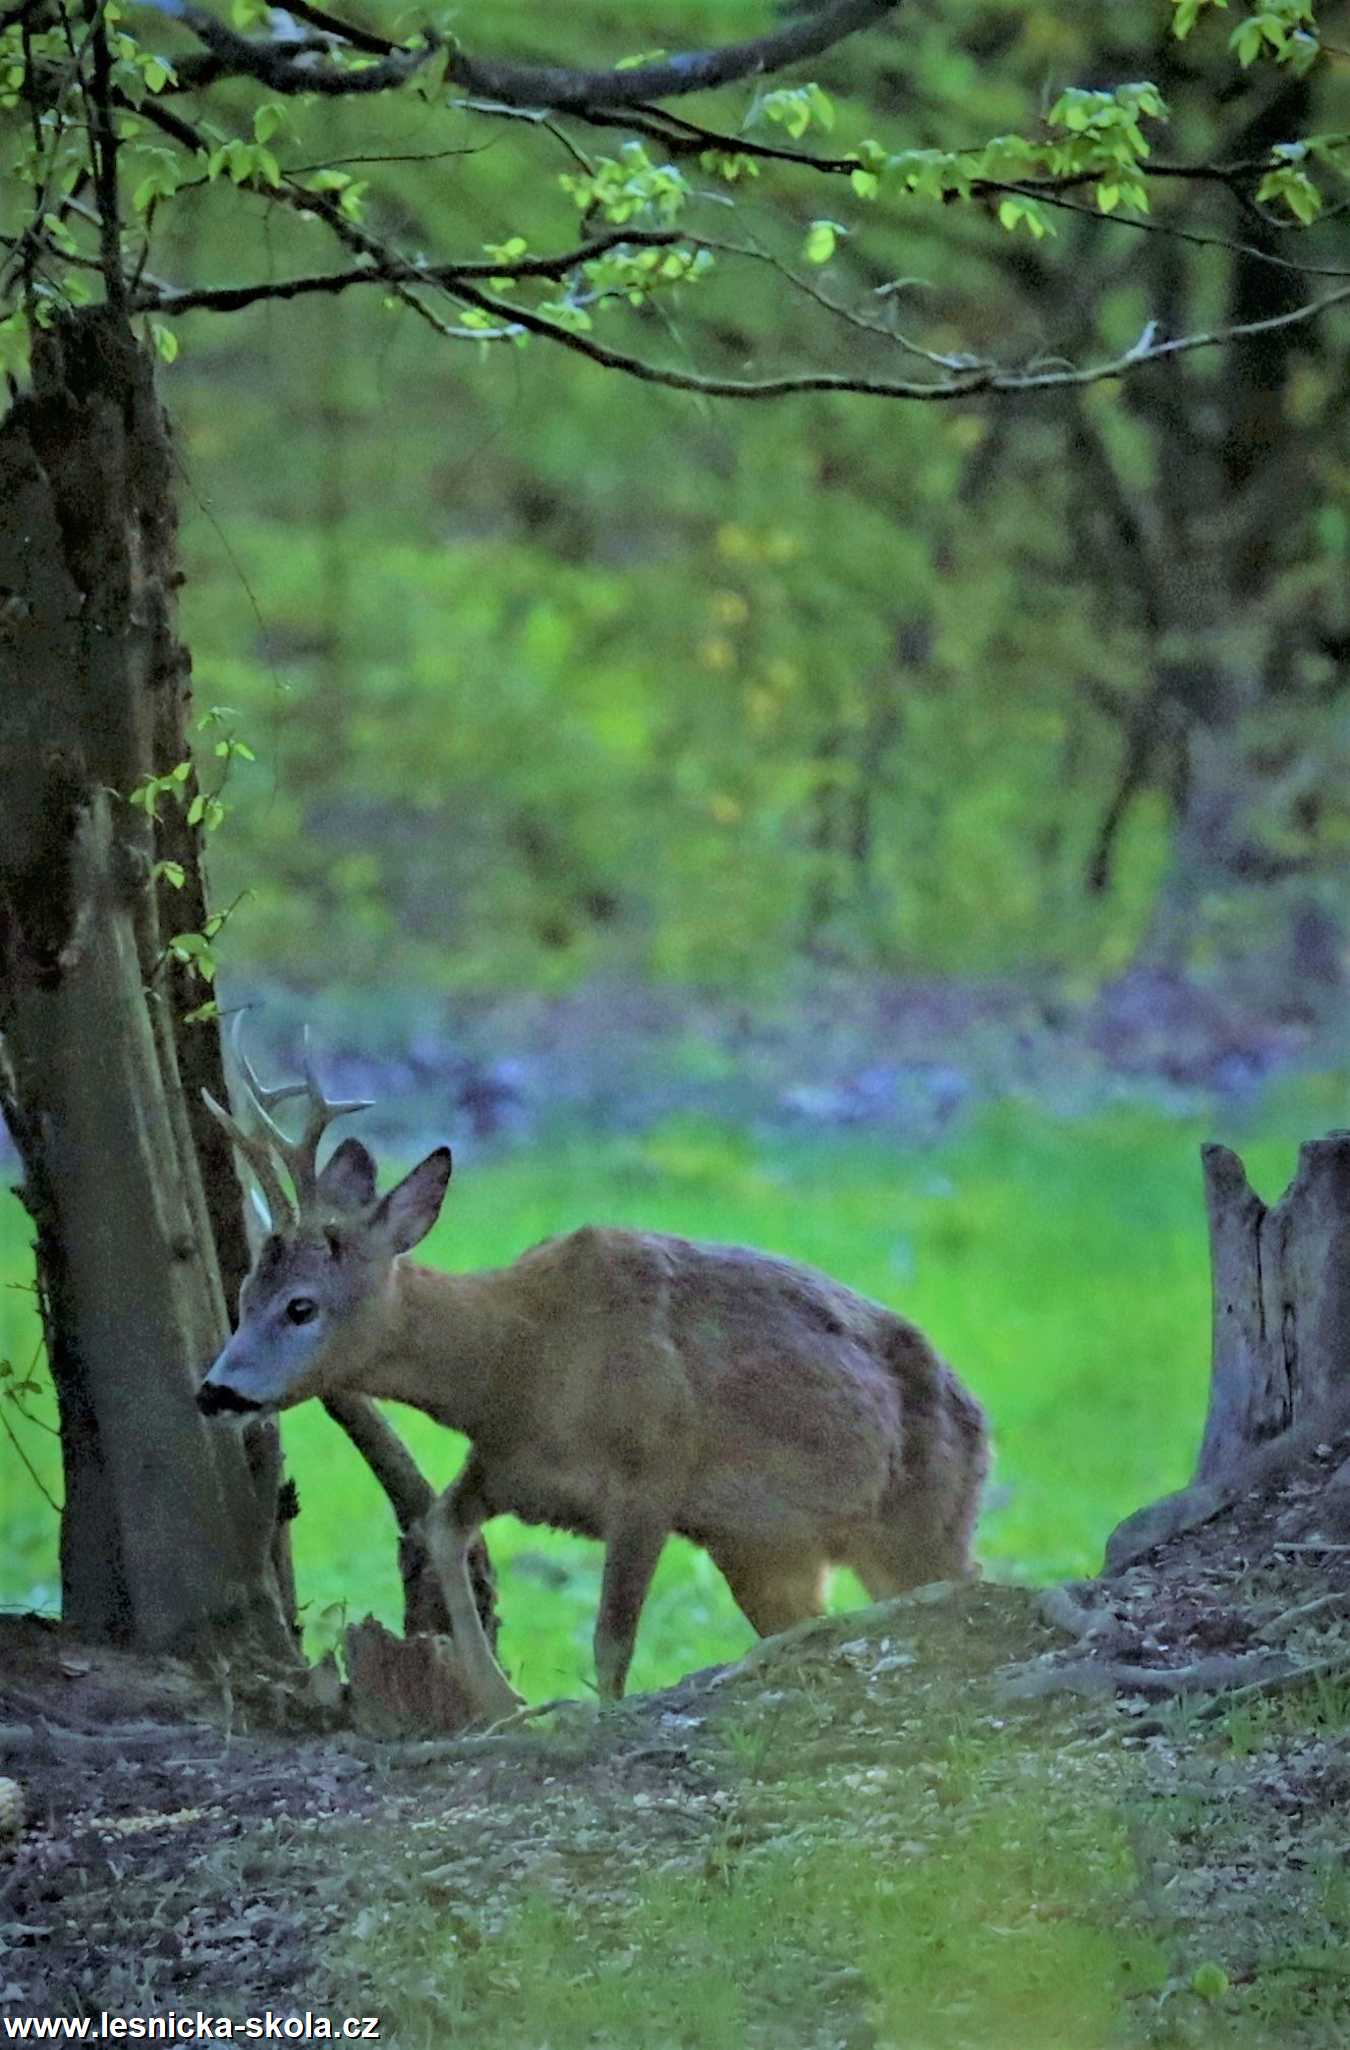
[
  {"left": 2, "top": 1080, "right": 1343, "bottom": 1698},
  {"left": 328, "top": 1707, "right": 1167, "bottom": 2050},
  {"left": 348, "top": 1804, "right": 1160, "bottom": 2050}
]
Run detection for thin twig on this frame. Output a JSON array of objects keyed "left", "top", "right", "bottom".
[
  {"left": 0, "top": 1397, "right": 60, "bottom": 1513},
  {"left": 1259, "top": 1591, "right": 1350, "bottom": 1642}
]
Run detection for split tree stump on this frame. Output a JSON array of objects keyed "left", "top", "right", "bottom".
[
  {"left": 1196, "top": 1135, "right": 1350, "bottom": 1479},
  {"left": 1106, "top": 1132, "right": 1350, "bottom": 1571}
]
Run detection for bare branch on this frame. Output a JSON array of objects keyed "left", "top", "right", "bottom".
[
  {"left": 322, "top": 1394, "right": 433, "bottom": 1532},
  {"left": 270, "top": 0, "right": 390, "bottom": 58},
  {"left": 81, "top": 0, "right": 124, "bottom": 313},
  {"left": 135, "top": 0, "right": 439, "bottom": 96},
  {"left": 1003, "top": 180, "right": 1350, "bottom": 284},
  {"left": 417, "top": 274, "right": 1350, "bottom": 402},
  {"left": 136, "top": 0, "right": 900, "bottom": 109},
  {"left": 438, "top": 0, "right": 902, "bottom": 112}
]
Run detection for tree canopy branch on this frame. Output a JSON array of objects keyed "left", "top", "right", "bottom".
[
  {"left": 134, "top": 226, "right": 1350, "bottom": 404},
  {"left": 130, "top": 227, "right": 690, "bottom": 315},
  {"left": 136, "top": 0, "right": 439, "bottom": 95},
  {"left": 136, "top": 0, "right": 900, "bottom": 108},
  {"left": 449, "top": 0, "right": 900, "bottom": 111}
]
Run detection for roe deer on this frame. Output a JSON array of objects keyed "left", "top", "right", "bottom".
[{"left": 197, "top": 1028, "right": 989, "bottom": 1722}]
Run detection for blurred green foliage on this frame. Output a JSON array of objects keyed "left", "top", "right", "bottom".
[{"left": 59, "top": 0, "right": 1329, "bottom": 1002}]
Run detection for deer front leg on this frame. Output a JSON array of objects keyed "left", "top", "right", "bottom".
[
  {"left": 595, "top": 1507, "right": 669, "bottom": 1701},
  {"left": 424, "top": 1454, "right": 524, "bottom": 1724}
]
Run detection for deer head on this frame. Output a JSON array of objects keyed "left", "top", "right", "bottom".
[{"left": 197, "top": 1020, "right": 452, "bottom": 1418}]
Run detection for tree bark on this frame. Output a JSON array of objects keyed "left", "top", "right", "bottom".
[
  {"left": 1105, "top": 1133, "right": 1350, "bottom": 1572},
  {"left": 0, "top": 308, "right": 292, "bottom": 1657},
  {"left": 1196, "top": 1136, "right": 1350, "bottom": 1481}
]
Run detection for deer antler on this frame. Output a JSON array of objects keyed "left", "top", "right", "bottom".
[{"left": 204, "top": 1015, "right": 372, "bottom": 1227}]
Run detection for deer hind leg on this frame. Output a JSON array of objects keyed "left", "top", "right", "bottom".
[
  {"left": 423, "top": 1453, "right": 524, "bottom": 1724},
  {"left": 709, "top": 1540, "right": 830, "bottom": 1638}
]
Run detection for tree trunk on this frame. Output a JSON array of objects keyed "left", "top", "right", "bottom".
[
  {"left": 1105, "top": 1133, "right": 1350, "bottom": 1571},
  {"left": 0, "top": 308, "right": 292, "bottom": 1658},
  {"left": 1195, "top": 1137, "right": 1350, "bottom": 1481}
]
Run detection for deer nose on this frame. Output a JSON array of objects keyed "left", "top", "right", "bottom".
[{"left": 197, "top": 1379, "right": 264, "bottom": 1417}]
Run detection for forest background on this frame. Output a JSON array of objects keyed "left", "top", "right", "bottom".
[{"left": 2, "top": 0, "right": 1348, "bottom": 1702}]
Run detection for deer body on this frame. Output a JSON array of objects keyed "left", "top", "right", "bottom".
[{"left": 197, "top": 1034, "right": 988, "bottom": 1721}]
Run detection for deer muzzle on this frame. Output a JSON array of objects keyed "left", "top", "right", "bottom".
[{"left": 196, "top": 1377, "right": 266, "bottom": 1418}]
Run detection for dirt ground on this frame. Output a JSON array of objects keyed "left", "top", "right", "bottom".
[{"left": 4, "top": 1425, "right": 1350, "bottom": 2043}]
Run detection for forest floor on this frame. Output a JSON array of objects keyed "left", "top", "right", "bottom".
[{"left": 5, "top": 1429, "right": 1350, "bottom": 2048}]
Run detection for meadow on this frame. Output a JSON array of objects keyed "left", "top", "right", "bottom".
[{"left": 1, "top": 1078, "right": 1340, "bottom": 1701}]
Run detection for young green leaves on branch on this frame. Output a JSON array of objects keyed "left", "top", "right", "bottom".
[
  {"left": 820, "top": 82, "right": 1170, "bottom": 239},
  {"left": 1173, "top": 0, "right": 1321, "bottom": 75},
  {"left": 127, "top": 706, "right": 256, "bottom": 1007}
]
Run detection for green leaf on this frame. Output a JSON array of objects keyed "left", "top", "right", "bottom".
[
  {"left": 806, "top": 85, "right": 835, "bottom": 133},
  {"left": 253, "top": 102, "right": 283, "bottom": 144},
  {"left": 1256, "top": 164, "right": 1321, "bottom": 222},
  {"left": 186, "top": 793, "right": 205, "bottom": 826},
  {"left": 152, "top": 860, "right": 186, "bottom": 889},
  {"left": 151, "top": 322, "right": 179, "bottom": 364},
  {"left": 803, "top": 220, "right": 842, "bottom": 265},
  {"left": 42, "top": 213, "right": 77, "bottom": 254},
  {"left": 997, "top": 197, "right": 1051, "bottom": 239},
  {"left": 1231, "top": 17, "right": 1266, "bottom": 63}
]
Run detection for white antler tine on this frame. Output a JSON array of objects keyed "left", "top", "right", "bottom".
[
  {"left": 299, "top": 1026, "right": 372, "bottom": 1122},
  {"left": 228, "top": 1012, "right": 308, "bottom": 1144},
  {"left": 216, "top": 1014, "right": 374, "bottom": 1215},
  {"left": 266, "top": 1026, "right": 374, "bottom": 1211},
  {"left": 202, "top": 1085, "right": 294, "bottom": 1232}
]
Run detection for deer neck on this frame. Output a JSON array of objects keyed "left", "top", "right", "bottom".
[{"left": 352, "top": 1259, "right": 525, "bottom": 1438}]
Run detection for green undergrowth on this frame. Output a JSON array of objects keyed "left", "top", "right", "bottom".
[
  {"left": 345, "top": 1794, "right": 1163, "bottom": 2050},
  {"left": 321, "top": 1607, "right": 1170, "bottom": 2050},
  {"left": 1, "top": 1081, "right": 1343, "bottom": 1697}
]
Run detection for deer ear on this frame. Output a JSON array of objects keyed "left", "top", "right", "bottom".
[
  {"left": 376, "top": 1146, "right": 452, "bottom": 1254},
  {"left": 317, "top": 1136, "right": 379, "bottom": 1213}
]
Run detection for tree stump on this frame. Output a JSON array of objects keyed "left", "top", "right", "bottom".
[
  {"left": 1106, "top": 1133, "right": 1350, "bottom": 1572},
  {"left": 1196, "top": 1135, "right": 1350, "bottom": 1480},
  {"left": 343, "top": 1617, "right": 477, "bottom": 1737}
]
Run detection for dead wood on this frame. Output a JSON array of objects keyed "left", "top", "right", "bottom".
[
  {"left": 342, "top": 1616, "right": 476, "bottom": 1737},
  {"left": 996, "top": 1648, "right": 1292, "bottom": 1706},
  {"left": 1105, "top": 1385, "right": 1350, "bottom": 1572}
]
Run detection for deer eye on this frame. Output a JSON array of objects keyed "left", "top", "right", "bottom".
[{"left": 286, "top": 1297, "right": 318, "bottom": 1326}]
